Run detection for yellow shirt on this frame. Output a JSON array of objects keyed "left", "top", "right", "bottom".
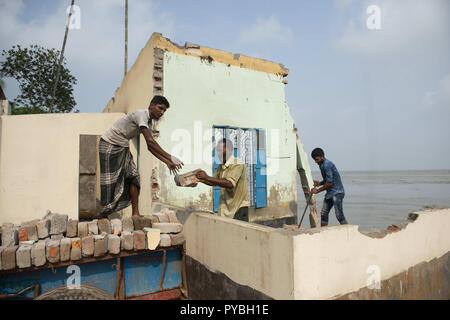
[{"left": 213, "top": 156, "right": 250, "bottom": 218}]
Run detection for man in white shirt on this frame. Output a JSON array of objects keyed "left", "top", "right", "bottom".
[{"left": 99, "top": 95, "right": 183, "bottom": 217}]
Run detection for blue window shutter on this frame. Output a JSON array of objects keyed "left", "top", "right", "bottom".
[
  {"left": 212, "top": 130, "right": 220, "bottom": 212},
  {"left": 255, "top": 129, "right": 267, "bottom": 208}
]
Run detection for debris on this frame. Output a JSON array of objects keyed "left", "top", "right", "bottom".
[
  {"left": 66, "top": 219, "right": 78, "bottom": 238},
  {"left": 152, "top": 222, "right": 183, "bottom": 234},
  {"left": 143, "top": 228, "right": 160, "bottom": 250},
  {"left": 133, "top": 231, "right": 146, "bottom": 251},
  {"left": 49, "top": 214, "right": 68, "bottom": 235}
]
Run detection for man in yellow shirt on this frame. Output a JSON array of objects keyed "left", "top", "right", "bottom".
[{"left": 195, "top": 138, "right": 250, "bottom": 222}]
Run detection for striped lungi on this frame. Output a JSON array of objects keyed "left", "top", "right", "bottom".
[{"left": 99, "top": 138, "right": 140, "bottom": 216}]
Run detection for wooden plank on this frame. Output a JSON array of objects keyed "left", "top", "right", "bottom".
[
  {"left": 127, "top": 288, "right": 181, "bottom": 300},
  {"left": 0, "top": 245, "right": 183, "bottom": 275}
]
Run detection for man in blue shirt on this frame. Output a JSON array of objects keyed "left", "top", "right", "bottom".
[{"left": 310, "top": 148, "right": 348, "bottom": 227}]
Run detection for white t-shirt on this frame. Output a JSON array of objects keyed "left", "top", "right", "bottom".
[{"left": 102, "top": 109, "right": 153, "bottom": 147}]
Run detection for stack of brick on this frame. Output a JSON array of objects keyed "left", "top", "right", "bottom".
[
  {"left": 0, "top": 209, "right": 184, "bottom": 271},
  {"left": 149, "top": 208, "right": 185, "bottom": 248}
]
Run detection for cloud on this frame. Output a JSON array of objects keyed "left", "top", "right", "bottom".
[
  {"left": 424, "top": 73, "right": 450, "bottom": 108},
  {"left": 0, "top": 0, "right": 175, "bottom": 111},
  {"left": 236, "top": 16, "right": 293, "bottom": 58},
  {"left": 336, "top": 0, "right": 450, "bottom": 57}
]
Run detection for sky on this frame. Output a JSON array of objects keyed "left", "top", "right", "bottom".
[{"left": 0, "top": 0, "right": 449, "bottom": 171}]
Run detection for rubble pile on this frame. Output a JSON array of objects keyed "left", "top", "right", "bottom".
[{"left": 0, "top": 208, "right": 184, "bottom": 271}]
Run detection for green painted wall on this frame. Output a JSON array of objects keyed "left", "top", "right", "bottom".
[{"left": 157, "top": 51, "right": 298, "bottom": 220}]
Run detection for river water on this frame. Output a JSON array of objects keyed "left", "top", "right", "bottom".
[{"left": 297, "top": 170, "right": 450, "bottom": 231}]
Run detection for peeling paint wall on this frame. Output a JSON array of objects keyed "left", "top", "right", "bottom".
[
  {"left": 159, "top": 51, "right": 298, "bottom": 220},
  {"left": 183, "top": 208, "right": 450, "bottom": 299},
  {"left": 102, "top": 33, "right": 304, "bottom": 220}
]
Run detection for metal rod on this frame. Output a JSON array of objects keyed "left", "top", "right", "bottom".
[
  {"left": 158, "top": 250, "right": 167, "bottom": 291},
  {"left": 298, "top": 193, "right": 313, "bottom": 228},
  {"left": 124, "top": 0, "right": 128, "bottom": 77},
  {"left": 49, "top": 0, "right": 75, "bottom": 113}
]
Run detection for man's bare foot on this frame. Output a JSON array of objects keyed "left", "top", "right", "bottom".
[{"left": 132, "top": 212, "right": 144, "bottom": 218}]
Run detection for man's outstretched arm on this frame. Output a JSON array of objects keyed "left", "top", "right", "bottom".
[
  {"left": 196, "top": 170, "right": 233, "bottom": 189},
  {"left": 140, "top": 127, "right": 183, "bottom": 174}
]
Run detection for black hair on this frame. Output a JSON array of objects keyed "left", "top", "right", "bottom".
[
  {"left": 218, "top": 138, "right": 234, "bottom": 151},
  {"left": 311, "top": 148, "right": 324, "bottom": 158},
  {"left": 150, "top": 95, "right": 170, "bottom": 108}
]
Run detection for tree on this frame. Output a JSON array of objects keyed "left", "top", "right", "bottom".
[{"left": 0, "top": 44, "right": 78, "bottom": 114}]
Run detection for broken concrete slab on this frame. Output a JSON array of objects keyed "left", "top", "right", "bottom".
[
  {"left": 169, "top": 233, "right": 185, "bottom": 246},
  {"left": 167, "top": 211, "right": 179, "bottom": 223},
  {"left": 107, "top": 234, "right": 120, "bottom": 254},
  {"left": 60, "top": 238, "right": 71, "bottom": 262},
  {"left": 152, "top": 222, "right": 183, "bottom": 234},
  {"left": 46, "top": 240, "right": 60, "bottom": 264},
  {"left": 88, "top": 219, "right": 99, "bottom": 235},
  {"left": 132, "top": 216, "right": 152, "bottom": 231},
  {"left": 122, "top": 217, "right": 134, "bottom": 233},
  {"left": 36, "top": 219, "right": 50, "bottom": 239},
  {"left": 78, "top": 222, "right": 89, "bottom": 238},
  {"left": 154, "top": 212, "right": 170, "bottom": 223},
  {"left": 66, "top": 219, "right": 78, "bottom": 238},
  {"left": 49, "top": 213, "right": 68, "bottom": 235},
  {"left": 120, "top": 231, "right": 133, "bottom": 251},
  {"left": 79, "top": 135, "right": 97, "bottom": 174},
  {"left": 82, "top": 236, "right": 94, "bottom": 257},
  {"left": 18, "top": 224, "right": 38, "bottom": 242},
  {"left": 50, "top": 234, "right": 64, "bottom": 240},
  {"left": 16, "top": 245, "right": 32, "bottom": 268},
  {"left": 97, "top": 219, "right": 111, "bottom": 234},
  {"left": 143, "top": 228, "right": 160, "bottom": 250},
  {"left": 2, "top": 245, "right": 18, "bottom": 270},
  {"left": 19, "top": 240, "right": 36, "bottom": 246},
  {"left": 1, "top": 223, "right": 18, "bottom": 247},
  {"left": 94, "top": 234, "right": 108, "bottom": 257},
  {"left": 110, "top": 219, "right": 122, "bottom": 235},
  {"left": 70, "top": 238, "right": 82, "bottom": 261},
  {"left": 159, "top": 234, "right": 171, "bottom": 247},
  {"left": 31, "top": 242, "right": 46, "bottom": 267},
  {"left": 133, "top": 230, "right": 146, "bottom": 250}
]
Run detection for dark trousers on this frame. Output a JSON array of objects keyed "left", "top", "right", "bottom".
[
  {"left": 233, "top": 206, "right": 249, "bottom": 222},
  {"left": 320, "top": 193, "right": 347, "bottom": 225}
]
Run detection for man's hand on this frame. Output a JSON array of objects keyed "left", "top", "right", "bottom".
[
  {"left": 195, "top": 170, "right": 208, "bottom": 180},
  {"left": 166, "top": 156, "right": 184, "bottom": 175},
  {"left": 313, "top": 180, "right": 321, "bottom": 187},
  {"left": 171, "top": 155, "right": 184, "bottom": 168},
  {"left": 311, "top": 187, "right": 319, "bottom": 194}
]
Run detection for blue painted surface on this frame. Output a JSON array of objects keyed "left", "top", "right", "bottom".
[
  {"left": 0, "top": 248, "right": 182, "bottom": 299},
  {"left": 213, "top": 138, "right": 220, "bottom": 213},
  {"left": 0, "top": 259, "right": 116, "bottom": 298},
  {"left": 255, "top": 130, "right": 267, "bottom": 208},
  {"left": 123, "top": 249, "right": 181, "bottom": 297}
]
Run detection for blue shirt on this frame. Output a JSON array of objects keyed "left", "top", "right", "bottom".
[{"left": 319, "top": 159, "right": 345, "bottom": 199}]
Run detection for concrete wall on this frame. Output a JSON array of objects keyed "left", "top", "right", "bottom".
[
  {"left": 184, "top": 212, "right": 295, "bottom": 299},
  {"left": 183, "top": 208, "right": 450, "bottom": 299},
  {"left": 160, "top": 51, "right": 298, "bottom": 221},
  {"left": 103, "top": 33, "right": 300, "bottom": 221},
  {"left": 292, "top": 207, "right": 450, "bottom": 299},
  {"left": 0, "top": 113, "right": 127, "bottom": 224}
]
